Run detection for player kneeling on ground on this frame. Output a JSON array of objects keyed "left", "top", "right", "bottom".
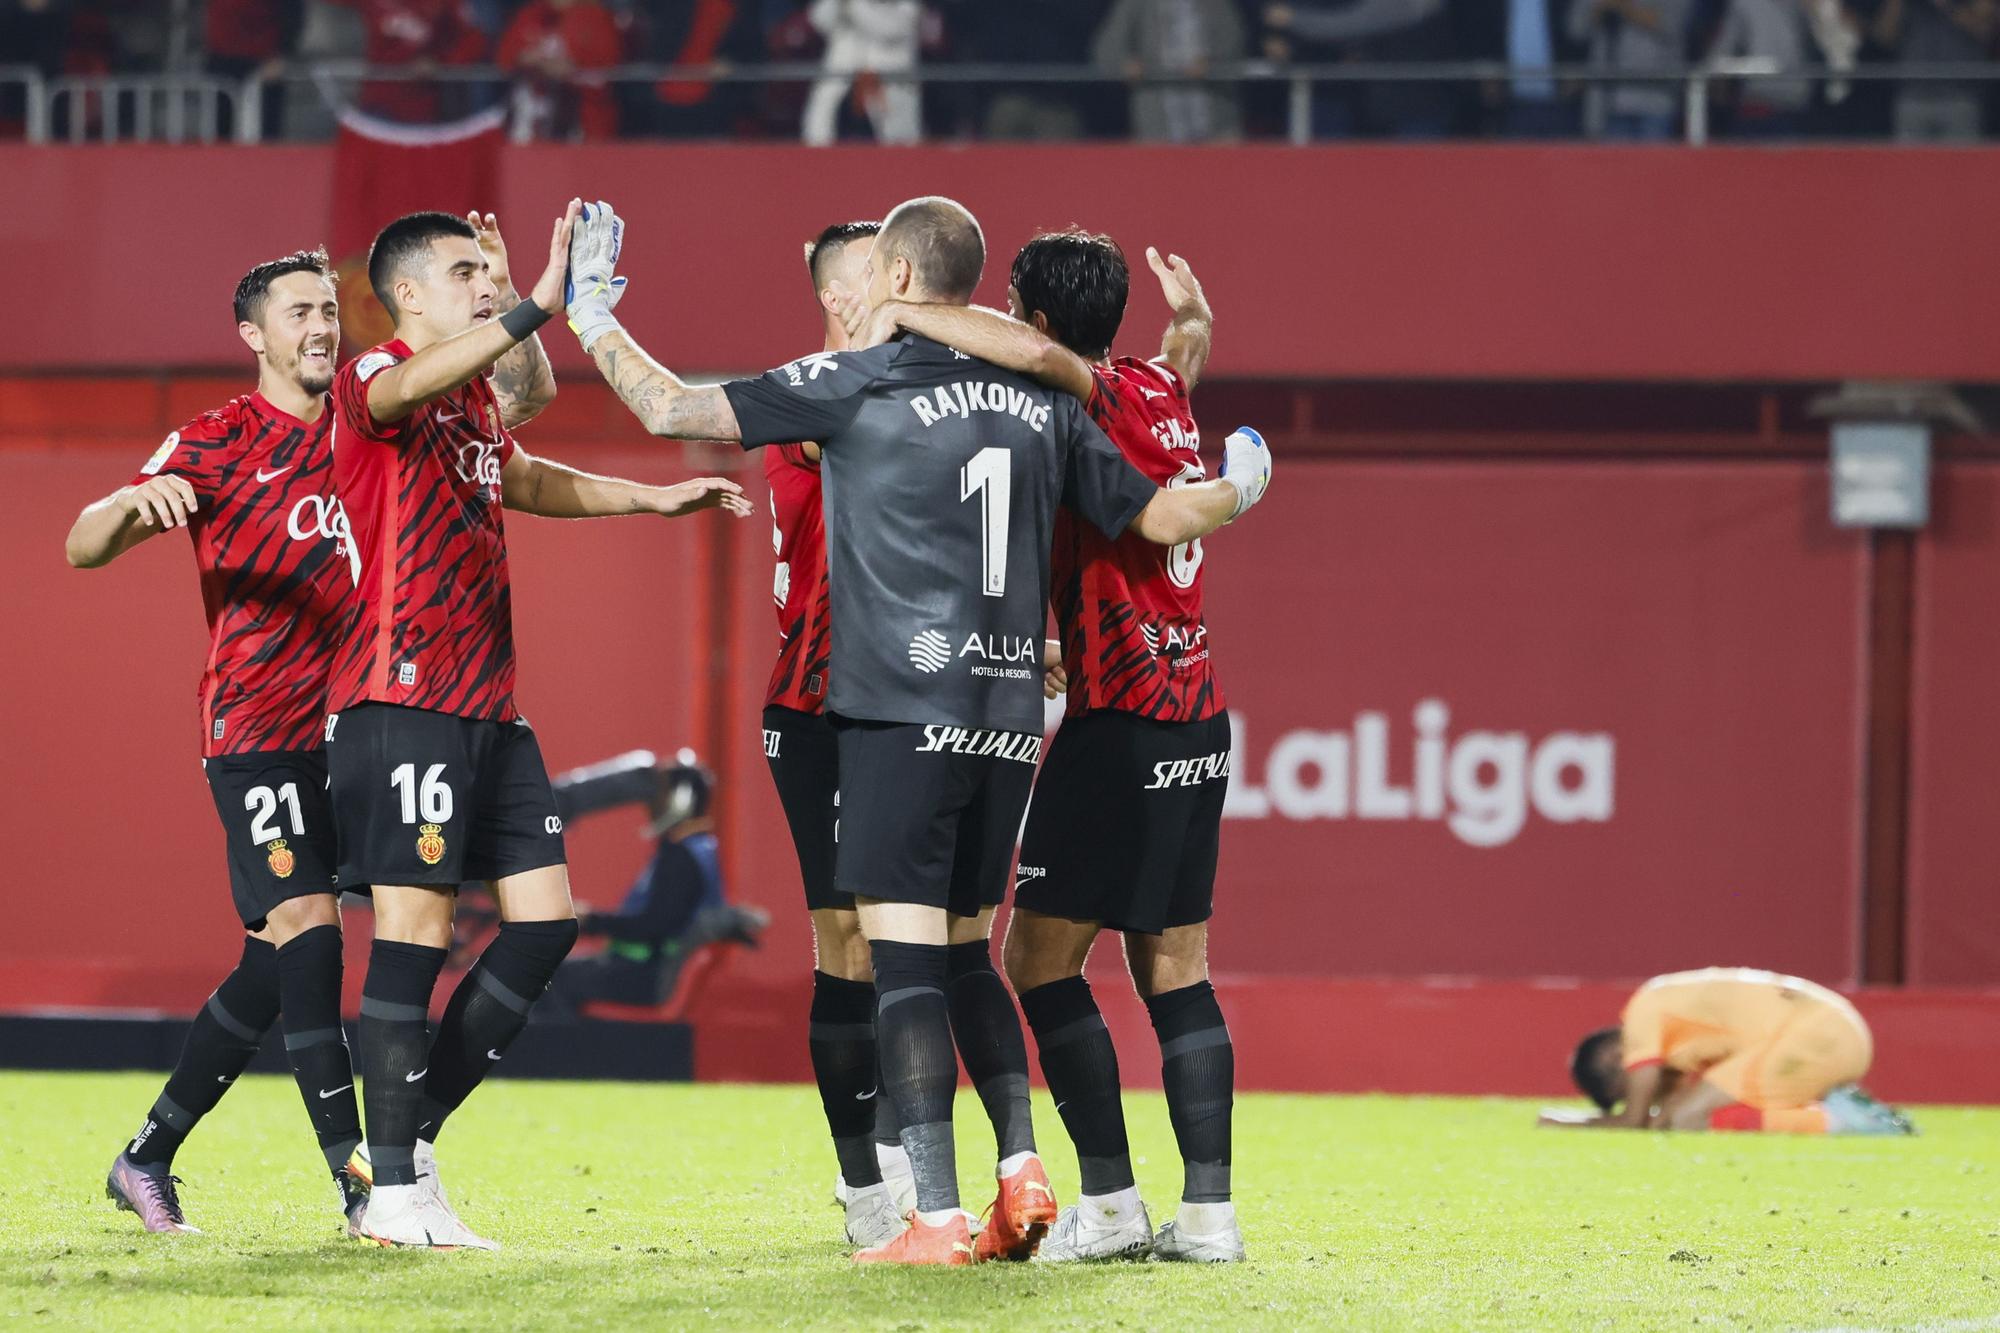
[{"left": 1546, "top": 967, "right": 1914, "bottom": 1135}]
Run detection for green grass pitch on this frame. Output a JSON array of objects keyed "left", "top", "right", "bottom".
[{"left": 2, "top": 1072, "right": 1996, "bottom": 1331}]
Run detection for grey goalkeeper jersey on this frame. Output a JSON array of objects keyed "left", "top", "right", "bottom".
[{"left": 724, "top": 334, "right": 1157, "bottom": 735}]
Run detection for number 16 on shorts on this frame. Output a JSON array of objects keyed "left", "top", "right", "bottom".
[{"left": 392, "top": 762, "right": 454, "bottom": 866}]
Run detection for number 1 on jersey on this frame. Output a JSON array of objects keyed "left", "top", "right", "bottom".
[{"left": 960, "top": 446, "right": 1011, "bottom": 598}]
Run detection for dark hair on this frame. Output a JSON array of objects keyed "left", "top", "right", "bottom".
[
  {"left": 233, "top": 247, "right": 333, "bottom": 326},
  {"left": 803, "top": 220, "right": 881, "bottom": 292},
  {"left": 876, "top": 196, "right": 984, "bottom": 302},
  {"left": 1570, "top": 1027, "right": 1624, "bottom": 1112},
  {"left": 1009, "top": 228, "right": 1129, "bottom": 360},
  {"left": 367, "top": 211, "right": 479, "bottom": 317}
]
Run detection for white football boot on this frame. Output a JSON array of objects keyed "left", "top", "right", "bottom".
[
  {"left": 359, "top": 1182, "right": 498, "bottom": 1251},
  {"left": 1034, "top": 1194, "right": 1154, "bottom": 1262},
  {"left": 843, "top": 1181, "right": 909, "bottom": 1250},
  {"left": 1152, "top": 1202, "right": 1246, "bottom": 1264}
]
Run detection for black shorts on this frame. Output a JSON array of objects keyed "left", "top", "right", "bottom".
[
  {"left": 203, "top": 749, "right": 339, "bottom": 930},
  {"left": 763, "top": 706, "right": 846, "bottom": 912},
  {"left": 832, "top": 716, "right": 1040, "bottom": 918},
  {"left": 1015, "top": 710, "right": 1231, "bottom": 935},
  {"left": 325, "top": 703, "right": 566, "bottom": 889}
]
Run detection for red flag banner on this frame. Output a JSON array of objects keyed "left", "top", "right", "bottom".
[{"left": 330, "top": 102, "right": 507, "bottom": 350}]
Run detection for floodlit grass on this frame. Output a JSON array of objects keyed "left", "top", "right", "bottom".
[{"left": 1, "top": 1073, "right": 1995, "bottom": 1330}]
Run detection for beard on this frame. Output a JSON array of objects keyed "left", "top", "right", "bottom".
[{"left": 286, "top": 347, "right": 335, "bottom": 395}]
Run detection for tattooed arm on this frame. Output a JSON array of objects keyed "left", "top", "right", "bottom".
[
  {"left": 588, "top": 327, "right": 742, "bottom": 441},
  {"left": 470, "top": 212, "right": 558, "bottom": 430}
]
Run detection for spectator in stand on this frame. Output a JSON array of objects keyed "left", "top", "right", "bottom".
[
  {"left": 1568, "top": 0, "right": 1695, "bottom": 139},
  {"left": 801, "top": 0, "right": 923, "bottom": 145},
  {"left": 1458, "top": 0, "right": 1585, "bottom": 137},
  {"left": 331, "top": 0, "right": 489, "bottom": 124},
  {"left": 499, "top": 0, "right": 623, "bottom": 139},
  {"left": 1704, "top": 0, "right": 1859, "bottom": 137},
  {"left": 1262, "top": 0, "right": 1460, "bottom": 138},
  {"left": 205, "top": 0, "right": 304, "bottom": 139},
  {"left": 1094, "top": 0, "right": 1245, "bottom": 142},
  {"left": 1869, "top": 0, "right": 1995, "bottom": 141},
  {"left": 638, "top": 0, "right": 766, "bottom": 138},
  {"left": 0, "top": 0, "right": 68, "bottom": 138},
  {"left": 937, "top": 0, "right": 1114, "bottom": 140}
]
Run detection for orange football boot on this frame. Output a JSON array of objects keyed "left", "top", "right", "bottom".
[
  {"left": 973, "top": 1156, "right": 1058, "bottom": 1262},
  {"left": 852, "top": 1210, "right": 977, "bottom": 1266}
]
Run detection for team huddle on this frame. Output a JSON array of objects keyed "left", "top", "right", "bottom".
[{"left": 67, "top": 191, "right": 1273, "bottom": 1264}]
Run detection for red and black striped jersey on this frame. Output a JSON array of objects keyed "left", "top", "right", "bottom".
[
  {"left": 763, "top": 442, "right": 831, "bottom": 714},
  {"left": 135, "top": 392, "right": 348, "bottom": 757},
  {"left": 1054, "top": 357, "right": 1224, "bottom": 722},
  {"left": 328, "top": 339, "right": 520, "bottom": 721}
]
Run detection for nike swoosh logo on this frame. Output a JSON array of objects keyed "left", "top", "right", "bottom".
[
  {"left": 856, "top": 1088, "right": 877, "bottom": 1101},
  {"left": 487, "top": 1049, "right": 503, "bottom": 1061},
  {"left": 216, "top": 1075, "right": 235, "bottom": 1084},
  {"left": 1141, "top": 388, "right": 1168, "bottom": 400},
  {"left": 319, "top": 1086, "right": 351, "bottom": 1100},
  {"left": 404, "top": 1068, "right": 428, "bottom": 1083},
  {"left": 255, "top": 466, "right": 293, "bottom": 483}
]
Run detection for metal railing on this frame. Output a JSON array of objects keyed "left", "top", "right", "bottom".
[{"left": 4, "top": 59, "right": 1999, "bottom": 148}]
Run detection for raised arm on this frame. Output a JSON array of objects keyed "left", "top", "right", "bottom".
[
  {"left": 1145, "top": 246, "right": 1214, "bottom": 390},
  {"left": 64, "top": 475, "right": 197, "bottom": 568},
  {"left": 849, "top": 297, "right": 1096, "bottom": 403},
  {"left": 469, "top": 211, "right": 558, "bottom": 431},
  {"left": 585, "top": 328, "right": 744, "bottom": 441},
  {"left": 365, "top": 202, "right": 577, "bottom": 427},
  {"left": 499, "top": 445, "right": 750, "bottom": 519}
]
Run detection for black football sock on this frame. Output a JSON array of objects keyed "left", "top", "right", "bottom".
[
  {"left": 1020, "top": 975, "right": 1134, "bottom": 1196},
  {"left": 127, "top": 936, "right": 281, "bottom": 1168},
  {"left": 809, "top": 971, "right": 883, "bottom": 1188},
  {"left": 871, "top": 1064, "right": 904, "bottom": 1150},
  {"left": 944, "top": 940, "right": 1036, "bottom": 1162},
  {"left": 418, "top": 918, "right": 579, "bottom": 1142},
  {"left": 358, "top": 938, "right": 447, "bottom": 1187},
  {"left": 1145, "top": 981, "right": 1234, "bottom": 1204},
  {"left": 275, "top": 925, "right": 361, "bottom": 1174},
  {"left": 871, "top": 939, "right": 960, "bottom": 1214}
]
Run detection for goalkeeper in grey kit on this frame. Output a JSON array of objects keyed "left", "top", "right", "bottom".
[{"left": 561, "top": 196, "right": 1273, "bottom": 1265}]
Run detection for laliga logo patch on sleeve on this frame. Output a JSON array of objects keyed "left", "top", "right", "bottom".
[
  {"left": 353, "top": 351, "right": 399, "bottom": 382},
  {"left": 140, "top": 431, "right": 182, "bottom": 476}
]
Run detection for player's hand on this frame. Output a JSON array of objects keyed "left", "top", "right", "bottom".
[
  {"left": 530, "top": 198, "right": 582, "bottom": 318},
  {"left": 648, "top": 477, "right": 753, "bottom": 519},
  {"left": 1146, "top": 246, "right": 1210, "bottom": 321},
  {"left": 1220, "top": 426, "right": 1271, "bottom": 521},
  {"left": 830, "top": 282, "right": 902, "bottom": 350},
  {"left": 1041, "top": 638, "right": 1068, "bottom": 699},
  {"left": 122, "top": 475, "right": 199, "bottom": 530},
  {"left": 1537, "top": 1108, "right": 1597, "bottom": 1128},
  {"left": 566, "top": 199, "right": 627, "bottom": 350},
  {"left": 468, "top": 210, "right": 514, "bottom": 293}
]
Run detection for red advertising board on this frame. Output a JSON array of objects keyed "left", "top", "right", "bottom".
[
  {"left": 3, "top": 144, "right": 1999, "bottom": 382},
  {"left": 1907, "top": 463, "right": 2000, "bottom": 985}
]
